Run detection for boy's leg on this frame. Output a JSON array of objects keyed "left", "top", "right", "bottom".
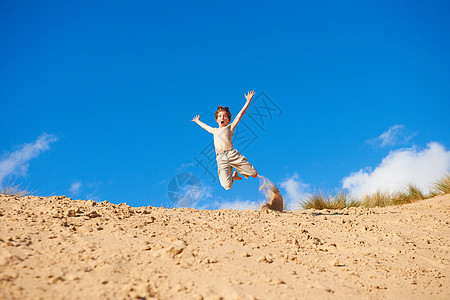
[
  {"left": 228, "top": 149, "right": 258, "bottom": 179},
  {"left": 232, "top": 170, "right": 242, "bottom": 181},
  {"left": 216, "top": 152, "right": 234, "bottom": 190}
]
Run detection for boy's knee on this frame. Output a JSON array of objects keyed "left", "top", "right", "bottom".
[
  {"left": 220, "top": 179, "right": 233, "bottom": 190},
  {"left": 222, "top": 183, "right": 232, "bottom": 190}
]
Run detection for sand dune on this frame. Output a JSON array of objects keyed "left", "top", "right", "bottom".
[{"left": 0, "top": 193, "right": 449, "bottom": 299}]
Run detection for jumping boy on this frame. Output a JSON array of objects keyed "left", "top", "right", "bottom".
[{"left": 192, "top": 90, "right": 258, "bottom": 190}]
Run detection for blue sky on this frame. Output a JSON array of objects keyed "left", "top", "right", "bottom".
[{"left": 1, "top": 0, "right": 449, "bottom": 209}]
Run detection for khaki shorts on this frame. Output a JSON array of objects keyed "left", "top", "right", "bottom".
[{"left": 216, "top": 148, "right": 258, "bottom": 190}]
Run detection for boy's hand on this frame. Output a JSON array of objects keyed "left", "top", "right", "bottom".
[
  {"left": 192, "top": 115, "right": 200, "bottom": 122},
  {"left": 245, "top": 90, "right": 255, "bottom": 102}
]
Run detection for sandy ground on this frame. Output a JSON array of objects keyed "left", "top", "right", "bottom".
[{"left": 0, "top": 193, "right": 449, "bottom": 300}]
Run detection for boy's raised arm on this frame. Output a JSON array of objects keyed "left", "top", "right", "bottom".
[
  {"left": 230, "top": 90, "right": 255, "bottom": 131},
  {"left": 192, "top": 115, "right": 215, "bottom": 134}
]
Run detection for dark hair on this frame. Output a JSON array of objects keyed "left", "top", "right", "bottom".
[{"left": 215, "top": 106, "right": 231, "bottom": 120}]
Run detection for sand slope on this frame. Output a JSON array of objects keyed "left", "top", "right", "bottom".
[{"left": 0, "top": 193, "right": 449, "bottom": 299}]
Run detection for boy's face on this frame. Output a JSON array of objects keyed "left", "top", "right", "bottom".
[{"left": 216, "top": 111, "right": 230, "bottom": 127}]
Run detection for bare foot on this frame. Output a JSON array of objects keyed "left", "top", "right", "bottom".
[{"left": 232, "top": 171, "right": 242, "bottom": 181}]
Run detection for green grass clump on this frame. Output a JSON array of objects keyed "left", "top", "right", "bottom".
[
  {"left": 301, "top": 189, "right": 360, "bottom": 210},
  {"left": 431, "top": 173, "right": 450, "bottom": 195}
]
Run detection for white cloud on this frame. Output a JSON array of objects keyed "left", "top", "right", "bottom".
[
  {"left": 280, "top": 173, "right": 310, "bottom": 210},
  {"left": 368, "top": 124, "right": 415, "bottom": 147},
  {"left": 85, "top": 192, "right": 102, "bottom": 202},
  {"left": 70, "top": 181, "right": 82, "bottom": 195},
  {"left": 342, "top": 142, "right": 450, "bottom": 198},
  {"left": 0, "top": 133, "right": 58, "bottom": 187},
  {"left": 199, "top": 184, "right": 214, "bottom": 200},
  {"left": 172, "top": 184, "right": 203, "bottom": 207},
  {"left": 70, "top": 180, "right": 103, "bottom": 201},
  {"left": 178, "top": 162, "right": 195, "bottom": 170},
  {"left": 169, "top": 178, "right": 215, "bottom": 209},
  {"left": 193, "top": 184, "right": 258, "bottom": 210},
  {"left": 216, "top": 198, "right": 258, "bottom": 210}
]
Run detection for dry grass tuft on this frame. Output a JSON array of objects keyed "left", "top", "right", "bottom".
[
  {"left": 0, "top": 180, "right": 33, "bottom": 197},
  {"left": 391, "top": 184, "right": 425, "bottom": 205},
  {"left": 334, "top": 190, "right": 360, "bottom": 208},
  {"left": 301, "top": 189, "right": 359, "bottom": 210},
  {"left": 302, "top": 191, "right": 328, "bottom": 210},
  {"left": 361, "top": 184, "right": 425, "bottom": 208},
  {"left": 362, "top": 191, "right": 391, "bottom": 208},
  {"left": 293, "top": 173, "right": 450, "bottom": 211},
  {"left": 431, "top": 173, "right": 450, "bottom": 195}
]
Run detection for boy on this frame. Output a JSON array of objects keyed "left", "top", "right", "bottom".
[{"left": 192, "top": 90, "right": 258, "bottom": 190}]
